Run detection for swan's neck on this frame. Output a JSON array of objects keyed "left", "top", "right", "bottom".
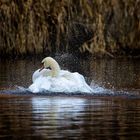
[{"left": 50, "top": 62, "right": 60, "bottom": 77}]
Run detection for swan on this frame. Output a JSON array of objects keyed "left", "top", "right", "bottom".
[{"left": 29, "top": 57, "right": 93, "bottom": 93}]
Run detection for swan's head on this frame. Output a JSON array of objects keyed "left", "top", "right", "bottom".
[{"left": 39, "top": 57, "right": 60, "bottom": 77}]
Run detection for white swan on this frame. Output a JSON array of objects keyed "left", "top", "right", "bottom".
[{"left": 29, "top": 57, "right": 93, "bottom": 93}]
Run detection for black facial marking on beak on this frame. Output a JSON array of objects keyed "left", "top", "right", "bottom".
[
  {"left": 39, "top": 63, "right": 44, "bottom": 72},
  {"left": 47, "top": 66, "right": 51, "bottom": 70}
]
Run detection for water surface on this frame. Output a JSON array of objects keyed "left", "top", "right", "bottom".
[
  {"left": 0, "top": 57, "right": 140, "bottom": 139},
  {"left": 0, "top": 95, "right": 139, "bottom": 139}
]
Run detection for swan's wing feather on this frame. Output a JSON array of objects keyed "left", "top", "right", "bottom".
[{"left": 32, "top": 69, "right": 51, "bottom": 82}]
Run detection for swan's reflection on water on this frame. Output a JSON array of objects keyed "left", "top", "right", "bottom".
[
  {"left": 31, "top": 97, "right": 140, "bottom": 139},
  {"left": 31, "top": 97, "right": 105, "bottom": 139},
  {"left": 0, "top": 95, "right": 139, "bottom": 139}
]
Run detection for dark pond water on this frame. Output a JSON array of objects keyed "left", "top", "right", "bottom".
[{"left": 0, "top": 56, "right": 140, "bottom": 139}]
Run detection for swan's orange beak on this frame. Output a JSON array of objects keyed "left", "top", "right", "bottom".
[{"left": 39, "top": 64, "right": 44, "bottom": 72}]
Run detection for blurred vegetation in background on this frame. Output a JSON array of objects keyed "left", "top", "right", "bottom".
[{"left": 0, "top": 0, "right": 140, "bottom": 58}]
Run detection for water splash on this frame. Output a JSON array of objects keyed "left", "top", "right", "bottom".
[{"left": 0, "top": 83, "right": 139, "bottom": 99}]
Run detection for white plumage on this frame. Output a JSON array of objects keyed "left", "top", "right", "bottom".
[{"left": 29, "top": 57, "right": 93, "bottom": 93}]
